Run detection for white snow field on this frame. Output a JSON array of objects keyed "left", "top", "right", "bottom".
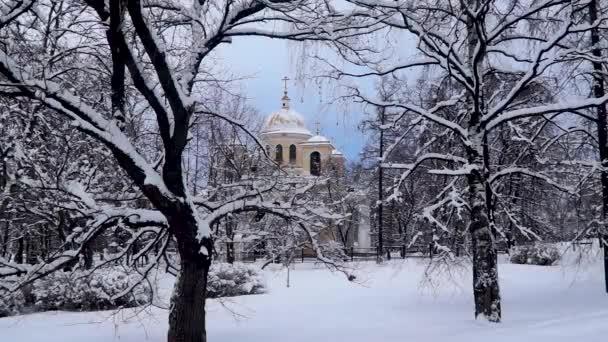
[{"left": 2, "top": 255, "right": 607, "bottom": 342}]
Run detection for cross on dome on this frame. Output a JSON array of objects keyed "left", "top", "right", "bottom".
[
  {"left": 262, "top": 78, "right": 310, "bottom": 136},
  {"left": 282, "top": 76, "right": 289, "bottom": 94},
  {"left": 281, "top": 76, "right": 290, "bottom": 109}
]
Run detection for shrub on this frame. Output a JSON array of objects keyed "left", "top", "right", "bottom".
[
  {"left": 32, "top": 268, "right": 152, "bottom": 312},
  {"left": 1, "top": 263, "right": 266, "bottom": 317},
  {"left": 0, "top": 288, "right": 25, "bottom": 318},
  {"left": 207, "top": 263, "right": 266, "bottom": 298},
  {"left": 510, "top": 244, "right": 560, "bottom": 266}
]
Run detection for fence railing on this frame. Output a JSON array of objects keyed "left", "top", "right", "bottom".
[{"left": 215, "top": 243, "right": 440, "bottom": 264}]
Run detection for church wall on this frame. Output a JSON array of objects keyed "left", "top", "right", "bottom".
[
  {"left": 262, "top": 133, "right": 309, "bottom": 169},
  {"left": 301, "top": 144, "right": 333, "bottom": 176}
]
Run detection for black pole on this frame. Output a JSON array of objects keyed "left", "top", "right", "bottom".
[
  {"left": 589, "top": 0, "right": 608, "bottom": 293},
  {"left": 377, "top": 107, "right": 385, "bottom": 262}
]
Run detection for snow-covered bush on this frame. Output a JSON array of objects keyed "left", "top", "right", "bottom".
[
  {"left": 0, "top": 288, "right": 26, "bottom": 318},
  {"left": 510, "top": 244, "right": 560, "bottom": 266},
  {"left": 1, "top": 263, "right": 264, "bottom": 317},
  {"left": 32, "top": 268, "right": 152, "bottom": 312},
  {"left": 207, "top": 263, "right": 266, "bottom": 298}
]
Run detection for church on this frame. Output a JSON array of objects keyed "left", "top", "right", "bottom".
[
  {"left": 255, "top": 79, "right": 372, "bottom": 254},
  {"left": 222, "top": 79, "right": 372, "bottom": 263},
  {"left": 260, "top": 79, "right": 345, "bottom": 176}
]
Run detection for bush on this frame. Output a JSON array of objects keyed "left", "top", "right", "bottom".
[
  {"left": 32, "top": 268, "right": 152, "bottom": 312},
  {"left": 510, "top": 244, "right": 560, "bottom": 266},
  {"left": 0, "top": 267, "right": 152, "bottom": 316},
  {"left": 207, "top": 263, "right": 266, "bottom": 298},
  {"left": 0, "top": 288, "right": 25, "bottom": 318},
  {"left": 1, "top": 262, "right": 265, "bottom": 317}
]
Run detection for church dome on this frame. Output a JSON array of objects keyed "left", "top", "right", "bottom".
[
  {"left": 261, "top": 82, "right": 312, "bottom": 137},
  {"left": 262, "top": 108, "right": 312, "bottom": 136}
]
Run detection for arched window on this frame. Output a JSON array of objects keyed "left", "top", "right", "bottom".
[
  {"left": 289, "top": 144, "right": 297, "bottom": 164},
  {"left": 310, "top": 151, "right": 321, "bottom": 176},
  {"left": 275, "top": 144, "right": 283, "bottom": 163}
]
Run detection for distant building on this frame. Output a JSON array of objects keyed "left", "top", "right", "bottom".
[
  {"left": 260, "top": 83, "right": 345, "bottom": 176},
  {"left": 256, "top": 79, "right": 372, "bottom": 255}
]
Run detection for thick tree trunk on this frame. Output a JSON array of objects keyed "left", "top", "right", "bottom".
[
  {"left": 589, "top": 0, "right": 608, "bottom": 294},
  {"left": 468, "top": 193, "right": 501, "bottom": 322},
  {"left": 168, "top": 256, "right": 210, "bottom": 342},
  {"left": 469, "top": 176, "right": 501, "bottom": 322},
  {"left": 463, "top": 0, "right": 501, "bottom": 321},
  {"left": 467, "top": 134, "right": 501, "bottom": 322},
  {"left": 167, "top": 213, "right": 213, "bottom": 342}
]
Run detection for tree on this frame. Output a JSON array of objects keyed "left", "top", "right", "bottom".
[
  {"left": 586, "top": 0, "right": 608, "bottom": 293},
  {"left": 0, "top": 1, "right": 358, "bottom": 341},
  {"left": 326, "top": 0, "right": 608, "bottom": 321}
]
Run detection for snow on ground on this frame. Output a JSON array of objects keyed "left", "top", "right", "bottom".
[{"left": 2, "top": 254, "right": 607, "bottom": 342}]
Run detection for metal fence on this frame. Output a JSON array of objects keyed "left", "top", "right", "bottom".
[{"left": 215, "top": 243, "right": 439, "bottom": 264}]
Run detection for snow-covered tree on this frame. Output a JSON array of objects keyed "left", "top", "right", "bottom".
[
  {"left": 0, "top": 1, "right": 358, "bottom": 341},
  {"left": 323, "top": 0, "right": 608, "bottom": 322}
]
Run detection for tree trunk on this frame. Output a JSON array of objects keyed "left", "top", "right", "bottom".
[
  {"left": 463, "top": 0, "right": 501, "bottom": 321},
  {"left": 108, "top": 0, "right": 126, "bottom": 128},
  {"left": 24, "top": 234, "right": 33, "bottom": 264},
  {"left": 469, "top": 192, "right": 501, "bottom": 321},
  {"left": 1, "top": 220, "right": 9, "bottom": 258},
  {"left": 83, "top": 246, "right": 94, "bottom": 270},
  {"left": 168, "top": 257, "right": 210, "bottom": 342},
  {"left": 589, "top": 0, "right": 608, "bottom": 294},
  {"left": 226, "top": 219, "right": 235, "bottom": 264},
  {"left": 14, "top": 236, "right": 23, "bottom": 264},
  {"left": 467, "top": 138, "right": 501, "bottom": 322},
  {"left": 167, "top": 214, "right": 213, "bottom": 342},
  {"left": 468, "top": 168, "right": 501, "bottom": 322}
]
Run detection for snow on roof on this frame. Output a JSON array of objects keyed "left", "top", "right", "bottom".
[
  {"left": 261, "top": 108, "right": 312, "bottom": 136},
  {"left": 306, "top": 135, "right": 330, "bottom": 143},
  {"left": 331, "top": 149, "right": 344, "bottom": 156}
]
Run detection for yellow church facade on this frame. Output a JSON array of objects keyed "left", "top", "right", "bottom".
[
  {"left": 227, "top": 81, "right": 372, "bottom": 263},
  {"left": 261, "top": 86, "right": 345, "bottom": 176}
]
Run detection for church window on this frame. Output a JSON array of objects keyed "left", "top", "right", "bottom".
[
  {"left": 275, "top": 144, "right": 283, "bottom": 163},
  {"left": 289, "top": 144, "right": 297, "bottom": 164},
  {"left": 310, "top": 151, "right": 321, "bottom": 176}
]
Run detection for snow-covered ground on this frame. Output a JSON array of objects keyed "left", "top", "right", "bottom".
[{"left": 2, "top": 254, "right": 607, "bottom": 342}]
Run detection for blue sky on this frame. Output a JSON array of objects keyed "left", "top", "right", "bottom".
[{"left": 218, "top": 37, "right": 369, "bottom": 160}]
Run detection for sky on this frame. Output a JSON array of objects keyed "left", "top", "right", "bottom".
[{"left": 217, "top": 36, "right": 370, "bottom": 160}]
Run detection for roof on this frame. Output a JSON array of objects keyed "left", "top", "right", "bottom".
[
  {"left": 307, "top": 135, "right": 330, "bottom": 143},
  {"left": 300, "top": 135, "right": 333, "bottom": 147},
  {"left": 261, "top": 108, "right": 312, "bottom": 136}
]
